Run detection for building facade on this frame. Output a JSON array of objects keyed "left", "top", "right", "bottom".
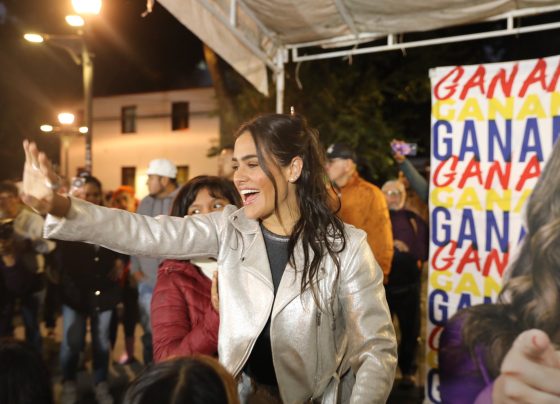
[{"left": 63, "top": 87, "right": 220, "bottom": 199}]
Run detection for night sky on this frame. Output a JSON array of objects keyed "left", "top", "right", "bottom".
[{"left": 0, "top": 0, "right": 206, "bottom": 180}]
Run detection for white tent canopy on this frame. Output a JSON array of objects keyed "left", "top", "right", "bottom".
[{"left": 157, "top": 0, "right": 560, "bottom": 111}]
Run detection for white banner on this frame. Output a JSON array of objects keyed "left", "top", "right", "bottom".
[{"left": 425, "top": 55, "right": 560, "bottom": 403}]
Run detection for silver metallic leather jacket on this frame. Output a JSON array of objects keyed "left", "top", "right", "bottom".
[{"left": 45, "top": 198, "right": 397, "bottom": 403}]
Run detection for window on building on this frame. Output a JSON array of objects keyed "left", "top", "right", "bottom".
[
  {"left": 176, "top": 165, "right": 189, "bottom": 186},
  {"left": 172, "top": 102, "right": 189, "bottom": 131},
  {"left": 121, "top": 166, "right": 136, "bottom": 187},
  {"left": 121, "top": 106, "right": 137, "bottom": 134}
]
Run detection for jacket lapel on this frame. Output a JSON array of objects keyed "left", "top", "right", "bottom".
[
  {"left": 228, "top": 208, "right": 273, "bottom": 291},
  {"left": 271, "top": 241, "right": 326, "bottom": 318}
]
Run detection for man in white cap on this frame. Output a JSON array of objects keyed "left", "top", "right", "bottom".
[{"left": 131, "top": 158, "right": 179, "bottom": 364}]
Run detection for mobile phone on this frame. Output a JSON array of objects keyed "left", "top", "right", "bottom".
[{"left": 391, "top": 142, "right": 417, "bottom": 156}]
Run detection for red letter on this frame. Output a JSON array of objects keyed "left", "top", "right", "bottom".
[
  {"left": 485, "top": 161, "right": 511, "bottom": 190},
  {"left": 487, "top": 64, "right": 518, "bottom": 98},
  {"left": 457, "top": 157, "right": 483, "bottom": 189},
  {"left": 456, "top": 244, "right": 481, "bottom": 274},
  {"left": 460, "top": 66, "right": 486, "bottom": 100},
  {"left": 431, "top": 242, "right": 457, "bottom": 271},
  {"left": 519, "top": 59, "right": 548, "bottom": 97},
  {"left": 482, "top": 249, "right": 509, "bottom": 278},
  {"left": 433, "top": 156, "right": 458, "bottom": 187},
  {"left": 546, "top": 59, "right": 560, "bottom": 92},
  {"left": 515, "top": 155, "right": 541, "bottom": 191},
  {"left": 434, "top": 66, "right": 464, "bottom": 100}
]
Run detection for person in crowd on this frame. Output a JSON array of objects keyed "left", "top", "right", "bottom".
[
  {"left": 0, "top": 180, "right": 56, "bottom": 255},
  {"left": 0, "top": 337, "right": 53, "bottom": 404},
  {"left": 109, "top": 186, "right": 140, "bottom": 365},
  {"left": 123, "top": 355, "right": 240, "bottom": 404},
  {"left": 152, "top": 175, "right": 241, "bottom": 363},
  {"left": 0, "top": 180, "right": 55, "bottom": 349},
  {"left": 325, "top": 142, "right": 394, "bottom": 282},
  {"left": 217, "top": 145, "right": 235, "bottom": 180},
  {"left": 0, "top": 218, "right": 45, "bottom": 351},
  {"left": 438, "top": 139, "right": 560, "bottom": 403},
  {"left": 131, "top": 158, "right": 179, "bottom": 365},
  {"left": 382, "top": 180, "right": 428, "bottom": 388},
  {"left": 21, "top": 113, "right": 397, "bottom": 403},
  {"left": 391, "top": 139, "right": 429, "bottom": 222},
  {"left": 55, "top": 175, "right": 123, "bottom": 404}
]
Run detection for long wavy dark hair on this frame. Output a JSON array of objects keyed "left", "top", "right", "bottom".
[
  {"left": 458, "top": 139, "right": 560, "bottom": 377},
  {"left": 235, "top": 113, "right": 347, "bottom": 306},
  {"left": 170, "top": 175, "right": 242, "bottom": 217}
]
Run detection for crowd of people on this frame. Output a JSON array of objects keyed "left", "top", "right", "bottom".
[{"left": 0, "top": 111, "right": 557, "bottom": 404}]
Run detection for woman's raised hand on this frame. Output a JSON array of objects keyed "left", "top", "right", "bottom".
[
  {"left": 21, "top": 140, "right": 70, "bottom": 217},
  {"left": 493, "top": 329, "right": 560, "bottom": 403}
]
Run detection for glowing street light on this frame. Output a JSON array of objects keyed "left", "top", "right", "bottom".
[
  {"left": 72, "top": 0, "right": 102, "bottom": 15},
  {"left": 65, "top": 15, "right": 85, "bottom": 27},
  {"left": 40, "top": 124, "right": 54, "bottom": 133},
  {"left": 39, "top": 112, "right": 86, "bottom": 178},
  {"left": 58, "top": 112, "right": 76, "bottom": 125},
  {"left": 24, "top": 0, "right": 101, "bottom": 174},
  {"left": 23, "top": 33, "right": 44, "bottom": 43}
]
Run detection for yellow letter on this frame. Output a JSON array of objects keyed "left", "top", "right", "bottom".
[
  {"left": 455, "top": 273, "right": 481, "bottom": 297},
  {"left": 517, "top": 94, "right": 546, "bottom": 119},
  {"left": 430, "top": 270, "right": 453, "bottom": 292},
  {"left": 433, "top": 99, "right": 456, "bottom": 121},
  {"left": 483, "top": 275, "right": 502, "bottom": 298},
  {"left": 488, "top": 97, "right": 514, "bottom": 120},
  {"left": 513, "top": 189, "right": 533, "bottom": 213},
  {"left": 551, "top": 92, "right": 560, "bottom": 117},
  {"left": 457, "top": 187, "right": 482, "bottom": 211},
  {"left": 485, "top": 189, "right": 511, "bottom": 212},
  {"left": 458, "top": 98, "right": 484, "bottom": 121},
  {"left": 431, "top": 187, "right": 454, "bottom": 208}
]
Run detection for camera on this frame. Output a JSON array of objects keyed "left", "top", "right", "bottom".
[
  {"left": 0, "top": 219, "right": 14, "bottom": 240},
  {"left": 391, "top": 142, "right": 417, "bottom": 156}
]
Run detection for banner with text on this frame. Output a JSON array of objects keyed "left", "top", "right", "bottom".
[{"left": 426, "top": 55, "right": 560, "bottom": 403}]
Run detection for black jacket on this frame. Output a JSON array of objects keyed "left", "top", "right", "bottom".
[{"left": 56, "top": 240, "right": 121, "bottom": 313}]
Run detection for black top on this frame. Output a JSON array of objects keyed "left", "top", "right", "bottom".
[{"left": 244, "top": 224, "right": 290, "bottom": 387}]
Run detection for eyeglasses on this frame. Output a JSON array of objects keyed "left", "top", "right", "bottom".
[{"left": 383, "top": 190, "right": 401, "bottom": 196}]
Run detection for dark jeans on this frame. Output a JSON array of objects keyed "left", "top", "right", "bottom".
[
  {"left": 60, "top": 305, "right": 113, "bottom": 384},
  {"left": 385, "top": 282, "right": 420, "bottom": 376},
  {"left": 0, "top": 292, "right": 43, "bottom": 352},
  {"left": 109, "top": 283, "right": 139, "bottom": 347}
]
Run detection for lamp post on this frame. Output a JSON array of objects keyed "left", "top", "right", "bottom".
[
  {"left": 24, "top": 0, "right": 101, "bottom": 174},
  {"left": 40, "top": 112, "right": 88, "bottom": 178}
]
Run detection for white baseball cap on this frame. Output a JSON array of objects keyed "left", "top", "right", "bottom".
[{"left": 146, "top": 158, "right": 177, "bottom": 179}]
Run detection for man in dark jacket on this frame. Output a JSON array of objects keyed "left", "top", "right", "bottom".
[{"left": 57, "top": 175, "right": 122, "bottom": 404}]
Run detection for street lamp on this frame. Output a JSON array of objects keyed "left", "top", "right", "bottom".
[
  {"left": 40, "top": 112, "right": 87, "bottom": 178},
  {"left": 24, "top": 0, "right": 101, "bottom": 174}
]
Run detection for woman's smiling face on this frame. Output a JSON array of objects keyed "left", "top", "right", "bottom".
[{"left": 232, "top": 132, "right": 298, "bottom": 232}]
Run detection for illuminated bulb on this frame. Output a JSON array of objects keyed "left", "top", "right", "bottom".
[
  {"left": 65, "top": 15, "right": 85, "bottom": 27},
  {"left": 24, "top": 33, "right": 45, "bottom": 43},
  {"left": 58, "top": 112, "right": 75, "bottom": 125}
]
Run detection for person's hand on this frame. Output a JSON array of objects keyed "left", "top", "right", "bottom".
[
  {"left": 394, "top": 239, "right": 410, "bottom": 253},
  {"left": 493, "top": 329, "right": 560, "bottom": 403},
  {"left": 211, "top": 271, "right": 219, "bottom": 312},
  {"left": 21, "top": 140, "right": 68, "bottom": 216},
  {"left": 391, "top": 139, "right": 407, "bottom": 164}
]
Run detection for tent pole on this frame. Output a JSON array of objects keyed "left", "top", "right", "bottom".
[{"left": 275, "top": 48, "right": 285, "bottom": 114}]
